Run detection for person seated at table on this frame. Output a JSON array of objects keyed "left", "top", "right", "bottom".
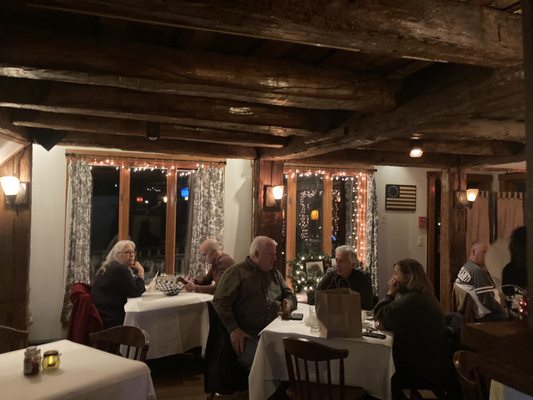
[
  {"left": 502, "top": 226, "right": 528, "bottom": 320},
  {"left": 213, "top": 236, "right": 297, "bottom": 370},
  {"left": 455, "top": 241, "right": 508, "bottom": 321},
  {"left": 184, "top": 238, "right": 234, "bottom": 294},
  {"left": 374, "top": 259, "right": 454, "bottom": 400},
  {"left": 92, "top": 240, "right": 146, "bottom": 329},
  {"left": 308, "top": 245, "right": 373, "bottom": 309}
]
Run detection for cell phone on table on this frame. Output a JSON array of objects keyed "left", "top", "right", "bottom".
[{"left": 289, "top": 312, "right": 304, "bottom": 320}]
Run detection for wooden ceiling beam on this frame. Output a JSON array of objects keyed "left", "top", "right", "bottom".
[
  {"left": 0, "top": 109, "right": 31, "bottom": 144},
  {"left": 0, "top": 24, "right": 395, "bottom": 112},
  {"left": 26, "top": 0, "right": 522, "bottom": 67},
  {"left": 262, "top": 67, "right": 525, "bottom": 159},
  {"left": 12, "top": 113, "right": 287, "bottom": 148},
  {"left": 55, "top": 130, "right": 257, "bottom": 159},
  {"left": 0, "top": 77, "right": 344, "bottom": 137}
]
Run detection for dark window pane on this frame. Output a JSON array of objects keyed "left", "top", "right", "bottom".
[
  {"left": 331, "top": 177, "right": 357, "bottom": 255},
  {"left": 175, "top": 173, "right": 191, "bottom": 275},
  {"left": 129, "top": 169, "right": 167, "bottom": 279},
  {"left": 90, "top": 166, "right": 119, "bottom": 277},
  {"left": 296, "top": 175, "right": 323, "bottom": 255}
]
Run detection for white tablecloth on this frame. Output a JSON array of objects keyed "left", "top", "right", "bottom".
[
  {"left": 0, "top": 340, "right": 155, "bottom": 400},
  {"left": 124, "top": 291, "right": 213, "bottom": 359},
  {"left": 491, "top": 381, "right": 533, "bottom": 400},
  {"left": 249, "top": 304, "right": 394, "bottom": 400}
]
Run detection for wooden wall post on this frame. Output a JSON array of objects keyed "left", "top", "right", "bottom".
[
  {"left": 523, "top": 0, "right": 533, "bottom": 330},
  {"left": 439, "top": 168, "right": 467, "bottom": 311},
  {"left": 0, "top": 146, "right": 32, "bottom": 330},
  {"left": 254, "top": 160, "right": 285, "bottom": 273}
]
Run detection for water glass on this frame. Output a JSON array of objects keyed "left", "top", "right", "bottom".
[{"left": 309, "top": 306, "right": 320, "bottom": 334}]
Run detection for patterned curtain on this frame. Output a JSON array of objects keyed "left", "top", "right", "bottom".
[
  {"left": 466, "top": 191, "right": 490, "bottom": 254},
  {"left": 61, "top": 160, "right": 92, "bottom": 322},
  {"left": 496, "top": 192, "right": 524, "bottom": 240},
  {"left": 187, "top": 166, "right": 225, "bottom": 277},
  {"left": 364, "top": 172, "right": 379, "bottom": 294}
]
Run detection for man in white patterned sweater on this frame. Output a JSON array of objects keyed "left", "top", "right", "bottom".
[{"left": 455, "top": 242, "right": 508, "bottom": 321}]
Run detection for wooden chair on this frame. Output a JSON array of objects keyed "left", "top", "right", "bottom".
[
  {"left": 282, "top": 337, "right": 366, "bottom": 400},
  {"left": 89, "top": 325, "right": 149, "bottom": 362},
  {"left": 453, "top": 351, "right": 490, "bottom": 400},
  {"left": 0, "top": 325, "right": 29, "bottom": 353}
]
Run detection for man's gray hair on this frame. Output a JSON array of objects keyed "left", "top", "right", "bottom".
[
  {"left": 335, "top": 245, "right": 358, "bottom": 264},
  {"left": 201, "top": 238, "right": 221, "bottom": 252},
  {"left": 249, "top": 236, "right": 277, "bottom": 257}
]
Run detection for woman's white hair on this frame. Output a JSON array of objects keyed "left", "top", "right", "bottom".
[{"left": 96, "top": 240, "right": 135, "bottom": 275}]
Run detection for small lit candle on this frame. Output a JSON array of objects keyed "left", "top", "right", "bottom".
[{"left": 42, "top": 350, "right": 60, "bottom": 371}]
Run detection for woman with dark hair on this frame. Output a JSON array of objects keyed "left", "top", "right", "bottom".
[
  {"left": 502, "top": 226, "right": 528, "bottom": 320},
  {"left": 374, "top": 259, "right": 453, "bottom": 400},
  {"left": 92, "top": 240, "right": 146, "bottom": 329}
]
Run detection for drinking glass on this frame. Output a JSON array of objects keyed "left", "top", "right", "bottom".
[{"left": 309, "top": 306, "right": 320, "bottom": 334}]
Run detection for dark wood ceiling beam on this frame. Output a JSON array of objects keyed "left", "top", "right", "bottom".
[
  {"left": 294, "top": 149, "right": 525, "bottom": 169},
  {"left": 55, "top": 131, "right": 257, "bottom": 159},
  {"left": 361, "top": 139, "right": 523, "bottom": 156},
  {"left": 12, "top": 113, "right": 287, "bottom": 148},
  {"left": 26, "top": 0, "right": 523, "bottom": 67},
  {"left": 0, "top": 109, "right": 30, "bottom": 144},
  {"left": 0, "top": 24, "right": 395, "bottom": 112},
  {"left": 0, "top": 77, "right": 343, "bottom": 137},
  {"left": 262, "top": 67, "right": 525, "bottom": 159}
]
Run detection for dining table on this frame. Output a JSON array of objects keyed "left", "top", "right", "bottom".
[
  {"left": 124, "top": 290, "right": 213, "bottom": 359},
  {"left": 0, "top": 339, "right": 155, "bottom": 400},
  {"left": 248, "top": 303, "right": 395, "bottom": 400}
]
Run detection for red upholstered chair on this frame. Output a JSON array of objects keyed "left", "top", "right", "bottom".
[{"left": 67, "top": 282, "right": 103, "bottom": 345}]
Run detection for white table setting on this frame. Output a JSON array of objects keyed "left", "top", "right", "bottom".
[
  {"left": 0, "top": 339, "right": 155, "bottom": 400},
  {"left": 124, "top": 289, "right": 213, "bottom": 359},
  {"left": 248, "top": 303, "right": 395, "bottom": 400}
]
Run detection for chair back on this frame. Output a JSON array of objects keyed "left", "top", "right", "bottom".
[
  {"left": 453, "top": 351, "right": 489, "bottom": 400},
  {"left": 0, "top": 325, "right": 29, "bottom": 353},
  {"left": 90, "top": 326, "right": 149, "bottom": 361},
  {"left": 282, "top": 336, "right": 352, "bottom": 400}
]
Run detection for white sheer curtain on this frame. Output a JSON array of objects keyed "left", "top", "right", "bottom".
[
  {"left": 186, "top": 166, "right": 225, "bottom": 277},
  {"left": 496, "top": 192, "right": 523, "bottom": 240},
  {"left": 61, "top": 160, "right": 92, "bottom": 323}
]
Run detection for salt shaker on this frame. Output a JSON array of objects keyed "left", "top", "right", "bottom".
[{"left": 23, "top": 346, "right": 41, "bottom": 376}]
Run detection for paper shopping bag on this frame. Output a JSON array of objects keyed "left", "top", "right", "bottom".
[{"left": 315, "top": 288, "right": 362, "bottom": 338}]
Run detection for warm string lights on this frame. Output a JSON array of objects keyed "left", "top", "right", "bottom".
[
  {"left": 288, "top": 254, "right": 332, "bottom": 293},
  {"left": 86, "top": 157, "right": 211, "bottom": 177},
  {"left": 285, "top": 168, "right": 369, "bottom": 271}
]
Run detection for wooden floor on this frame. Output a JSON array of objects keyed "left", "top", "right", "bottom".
[{"left": 148, "top": 352, "right": 248, "bottom": 400}]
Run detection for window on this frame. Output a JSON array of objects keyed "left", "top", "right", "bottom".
[
  {"left": 78, "top": 152, "right": 208, "bottom": 280},
  {"left": 284, "top": 168, "right": 369, "bottom": 268}
]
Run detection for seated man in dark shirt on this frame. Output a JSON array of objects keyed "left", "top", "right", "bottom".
[
  {"left": 213, "top": 236, "right": 297, "bottom": 370},
  {"left": 308, "top": 245, "right": 374, "bottom": 309}
]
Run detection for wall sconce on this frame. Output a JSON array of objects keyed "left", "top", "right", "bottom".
[
  {"left": 0, "top": 176, "right": 28, "bottom": 208},
  {"left": 409, "top": 140, "right": 424, "bottom": 158},
  {"left": 264, "top": 185, "right": 284, "bottom": 209},
  {"left": 310, "top": 209, "right": 319, "bottom": 221},
  {"left": 455, "top": 188, "right": 479, "bottom": 209}
]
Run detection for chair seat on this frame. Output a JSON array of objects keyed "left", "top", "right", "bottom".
[{"left": 287, "top": 382, "right": 366, "bottom": 400}]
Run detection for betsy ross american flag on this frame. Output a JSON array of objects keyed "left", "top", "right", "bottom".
[{"left": 385, "top": 184, "right": 416, "bottom": 210}]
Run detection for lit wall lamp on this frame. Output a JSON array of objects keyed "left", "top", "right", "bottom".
[
  {"left": 264, "top": 185, "right": 284, "bottom": 209},
  {"left": 0, "top": 176, "right": 28, "bottom": 208},
  {"left": 455, "top": 188, "right": 479, "bottom": 209}
]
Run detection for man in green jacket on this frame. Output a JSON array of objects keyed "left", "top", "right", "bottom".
[{"left": 213, "top": 236, "right": 297, "bottom": 369}]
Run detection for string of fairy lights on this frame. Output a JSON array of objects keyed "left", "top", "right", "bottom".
[{"left": 284, "top": 168, "right": 369, "bottom": 292}]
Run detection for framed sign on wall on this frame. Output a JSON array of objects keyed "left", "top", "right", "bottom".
[{"left": 385, "top": 184, "right": 416, "bottom": 211}]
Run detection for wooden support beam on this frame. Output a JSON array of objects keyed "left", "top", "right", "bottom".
[
  {"left": 12, "top": 113, "right": 287, "bottom": 148},
  {"left": 27, "top": 0, "right": 523, "bottom": 67},
  {"left": 0, "top": 77, "right": 344, "bottom": 137},
  {"left": 0, "top": 110, "right": 31, "bottom": 144},
  {"left": 0, "top": 24, "right": 395, "bottom": 112},
  {"left": 57, "top": 131, "right": 257, "bottom": 159}
]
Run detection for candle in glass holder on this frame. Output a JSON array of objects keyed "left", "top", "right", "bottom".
[{"left": 42, "top": 350, "right": 60, "bottom": 371}]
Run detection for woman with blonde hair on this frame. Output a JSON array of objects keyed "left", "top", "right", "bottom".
[
  {"left": 374, "top": 259, "right": 453, "bottom": 400},
  {"left": 92, "top": 240, "right": 146, "bottom": 329}
]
